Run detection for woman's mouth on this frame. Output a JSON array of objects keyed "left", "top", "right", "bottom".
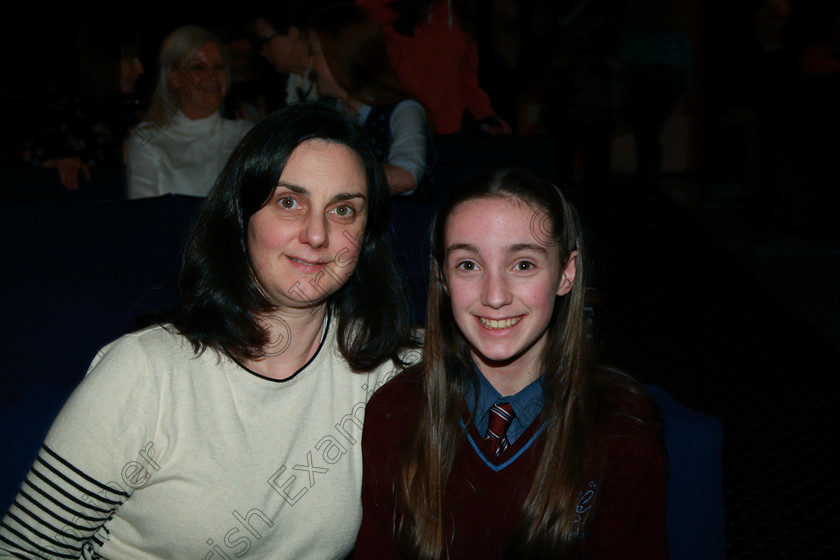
[{"left": 288, "top": 256, "right": 329, "bottom": 270}]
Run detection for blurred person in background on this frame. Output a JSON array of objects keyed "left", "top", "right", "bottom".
[
  {"left": 126, "top": 25, "right": 253, "bottom": 199},
  {"left": 23, "top": 20, "right": 145, "bottom": 191},
  {"left": 310, "top": 2, "right": 430, "bottom": 195}
]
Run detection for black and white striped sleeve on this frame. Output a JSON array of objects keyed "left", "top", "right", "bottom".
[{"left": 0, "top": 444, "right": 127, "bottom": 559}]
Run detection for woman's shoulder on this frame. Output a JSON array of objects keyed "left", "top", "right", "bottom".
[
  {"left": 57, "top": 326, "right": 196, "bottom": 423},
  {"left": 90, "top": 324, "right": 196, "bottom": 371}
]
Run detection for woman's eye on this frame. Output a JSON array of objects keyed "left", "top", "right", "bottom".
[
  {"left": 278, "top": 196, "right": 299, "bottom": 210},
  {"left": 456, "top": 261, "right": 477, "bottom": 271},
  {"left": 330, "top": 205, "right": 355, "bottom": 219},
  {"left": 515, "top": 261, "right": 534, "bottom": 271}
]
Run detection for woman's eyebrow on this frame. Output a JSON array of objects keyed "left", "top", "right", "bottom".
[
  {"left": 332, "top": 192, "right": 366, "bottom": 202},
  {"left": 275, "top": 182, "right": 307, "bottom": 194},
  {"left": 275, "top": 182, "right": 366, "bottom": 203}
]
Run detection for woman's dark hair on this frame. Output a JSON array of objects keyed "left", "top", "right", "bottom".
[
  {"left": 77, "top": 20, "right": 142, "bottom": 102},
  {"left": 311, "top": 3, "right": 411, "bottom": 107},
  {"left": 165, "top": 102, "right": 417, "bottom": 370}
]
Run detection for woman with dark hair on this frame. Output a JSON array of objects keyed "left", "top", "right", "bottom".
[
  {"left": 0, "top": 103, "right": 420, "bottom": 559},
  {"left": 309, "top": 3, "right": 430, "bottom": 195},
  {"left": 23, "top": 20, "right": 145, "bottom": 190},
  {"left": 354, "top": 168, "right": 666, "bottom": 558}
]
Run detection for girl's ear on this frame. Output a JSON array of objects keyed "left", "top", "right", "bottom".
[{"left": 556, "top": 250, "right": 578, "bottom": 296}]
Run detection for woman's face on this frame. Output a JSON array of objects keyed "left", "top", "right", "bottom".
[
  {"left": 120, "top": 56, "right": 144, "bottom": 94},
  {"left": 169, "top": 41, "right": 228, "bottom": 120},
  {"left": 247, "top": 139, "right": 368, "bottom": 313},
  {"left": 443, "top": 197, "right": 575, "bottom": 383}
]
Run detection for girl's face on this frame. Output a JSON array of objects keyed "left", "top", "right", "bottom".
[
  {"left": 443, "top": 197, "right": 576, "bottom": 385},
  {"left": 169, "top": 41, "right": 228, "bottom": 120},
  {"left": 247, "top": 139, "right": 368, "bottom": 313}
]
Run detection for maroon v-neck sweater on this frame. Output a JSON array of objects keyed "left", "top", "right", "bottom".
[{"left": 354, "top": 369, "right": 667, "bottom": 559}]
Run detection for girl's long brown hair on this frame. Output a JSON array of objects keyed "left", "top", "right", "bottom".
[{"left": 395, "top": 168, "right": 654, "bottom": 558}]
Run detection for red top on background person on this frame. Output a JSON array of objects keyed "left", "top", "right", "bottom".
[{"left": 358, "top": 0, "right": 511, "bottom": 135}]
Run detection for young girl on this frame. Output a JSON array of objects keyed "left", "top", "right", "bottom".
[{"left": 354, "top": 167, "right": 667, "bottom": 559}]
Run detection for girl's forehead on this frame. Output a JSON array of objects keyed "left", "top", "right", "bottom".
[
  {"left": 444, "top": 196, "right": 557, "bottom": 250},
  {"left": 447, "top": 196, "right": 542, "bottom": 229}
]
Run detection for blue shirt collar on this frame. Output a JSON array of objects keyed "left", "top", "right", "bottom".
[{"left": 465, "top": 363, "right": 545, "bottom": 445}]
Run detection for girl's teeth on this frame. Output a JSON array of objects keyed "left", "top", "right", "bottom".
[{"left": 479, "top": 316, "right": 521, "bottom": 329}]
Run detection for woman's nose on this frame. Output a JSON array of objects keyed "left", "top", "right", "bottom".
[{"left": 300, "top": 213, "right": 328, "bottom": 248}]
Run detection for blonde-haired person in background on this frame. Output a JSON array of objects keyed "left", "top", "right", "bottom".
[{"left": 127, "top": 25, "right": 252, "bottom": 199}]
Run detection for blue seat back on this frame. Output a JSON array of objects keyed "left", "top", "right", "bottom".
[{"left": 646, "top": 384, "right": 725, "bottom": 560}]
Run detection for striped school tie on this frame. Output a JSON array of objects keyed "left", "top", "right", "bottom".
[{"left": 484, "top": 402, "right": 515, "bottom": 456}]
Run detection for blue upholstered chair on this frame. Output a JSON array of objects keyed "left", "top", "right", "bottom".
[
  {"left": 646, "top": 385, "right": 726, "bottom": 560},
  {"left": 0, "top": 195, "right": 203, "bottom": 512}
]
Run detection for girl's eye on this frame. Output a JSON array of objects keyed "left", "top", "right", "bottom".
[
  {"left": 515, "top": 261, "right": 535, "bottom": 271},
  {"left": 457, "top": 261, "right": 477, "bottom": 271}
]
